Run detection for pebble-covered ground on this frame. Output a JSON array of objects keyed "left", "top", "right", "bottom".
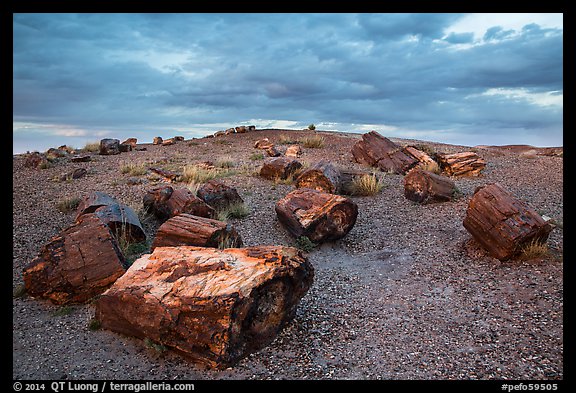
[{"left": 12, "top": 129, "right": 563, "bottom": 380}]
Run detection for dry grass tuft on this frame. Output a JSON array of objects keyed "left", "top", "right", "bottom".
[
  {"left": 349, "top": 174, "right": 384, "bottom": 196},
  {"left": 300, "top": 135, "right": 325, "bottom": 148},
  {"left": 519, "top": 238, "right": 549, "bottom": 260}
]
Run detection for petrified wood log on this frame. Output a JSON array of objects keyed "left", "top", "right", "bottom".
[
  {"left": 70, "top": 154, "right": 91, "bottom": 163},
  {"left": 148, "top": 166, "right": 178, "bottom": 182},
  {"left": 260, "top": 157, "right": 303, "bottom": 180},
  {"left": 143, "top": 185, "right": 215, "bottom": 221},
  {"left": 285, "top": 145, "right": 302, "bottom": 158},
  {"left": 151, "top": 213, "right": 242, "bottom": 250},
  {"left": 153, "top": 136, "right": 163, "bottom": 145},
  {"left": 403, "top": 145, "right": 440, "bottom": 173},
  {"left": 94, "top": 245, "right": 314, "bottom": 368},
  {"left": 196, "top": 180, "right": 244, "bottom": 211},
  {"left": 24, "top": 152, "right": 48, "bottom": 168},
  {"left": 94, "top": 204, "right": 147, "bottom": 243},
  {"left": 99, "top": 139, "right": 121, "bottom": 155},
  {"left": 247, "top": 125, "right": 256, "bottom": 131},
  {"left": 275, "top": 188, "right": 358, "bottom": 243},
  {"left": 265, "top": 146, "right": 281, "bottom": 157},
  {"left": 121, "top": 138, "right": 138, "bottom": 148},
  {"left": 436, "top": 151, "right": 486, "bottom": 177},
  {"left": 294, "top": 160, "right": 341, "bottom": 194},
  {"left": 161, "top": 138, "right": 175, "bottom": 146},
  {"left": 213, "top": 130, "right": 226, "bottom": 137},
  {"left": 462, "top": 183, "right": 553, "bottom": 260},
  {"left": 235, "top": 126, "right": 247, "bottom": 133},
  {"left": 75, "top": 191, "right": 119, "bottom": 221},
  {"left": 254, "top": 138, "right": 273, "bottom": 149},
  {"left": 23, "top": 214, "right": 127, "bottom": 305},
  {"left": 403, "top": 168, "right": 456, "bottom": 204},
  {"left": 351, "top": 131, "right": 418, "bottom": 174}
]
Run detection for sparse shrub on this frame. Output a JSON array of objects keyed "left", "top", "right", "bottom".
[
  {"left": 144, "top": 338, "right": 167, "bottom": 353},
  {"left": 217, "top": 202, "right": 250, "bottom": 221},
  {"left": 13, "top": 284, "right": 27, "bottom": 298},
  {"left": 413, "top": 143, "right": 436, "bottom": 156},
  {"left": 250, "top": 152, "right": 264, "bottom": 161},
  {"left": 300, "top": 135, "right": 325, "bottom": 148},
  {"left": 39, "top": 160, "right": 52, "bottom": 169},
  {"left": 120, "top": 162, "right": 148, "bottom": 176},
  {"left": 308, "top": 124, "right": 316, "bottom": 131},
  {"left": 83, "top": 141, "right": 100, "bottom": 153},
  {"left": 181, "top": 165, "right": 219, "bottom": 184},
  {"left": 56, "top": 196, "right": 82, "bottom": 213},
  {"left": 295, "top": 236, "right": 317, "bottom": 252},
  {"left": 88, "top": 318, "right": 101, "bottom": 331},
  {"left": 519, "top": 238, "right": 549, "bottom": 260},
  {"left": 349, "top": 174, "right": 384, "bottom": 196},
  {"left": 278, "top": 134, "right": 298, "bottom": 145},
  {"left": 52, "top": 305, "right": 73, "bottom": 317},
  {"left": 216, "top": 157, "right": 235, "bottom": 169}
]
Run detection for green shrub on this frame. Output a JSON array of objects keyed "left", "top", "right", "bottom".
[
  {"left": 308, "top": 124, "right": 316, "bottom": 131},
  {"left": 56, "top": 196, "right": 82, "bottom": 213},
  {"left": 295, "top": 236, "right": 317, "bottom": 252}
]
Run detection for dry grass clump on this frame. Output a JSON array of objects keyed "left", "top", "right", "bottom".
[
  {"left": 217, "top": 202, "right": 251, "bottom": 221},
  {"left": 519, "top": 238, "right": 549, "bottom": 260},
  {"left": 82, "top": 141, "right": 100, "bottom": 152},
  {"left": 56, "top": 196, "right": 82, "bottom": 213},
  {"left": 349, "top": 174, "right": 384, "bottom": 196},
  {"left": 300, "top": 135, "right": 325, "bottom": 148},
  {"left": 120, "top": 162, "right": 148, "bottom": 176}
]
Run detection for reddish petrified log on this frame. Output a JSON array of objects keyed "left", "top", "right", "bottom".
[
  {"left": 403, "top": 146, "right": 440, "bottom": 173},
  {"left": 151, "top": 213, "right": 242, "bottom": 250},
  {"left": 436, "top": 151, "right": 486, "bottom": 177},
  {"left": 94, "top": 245, "right": 314, "bottom": 368},
  {"left": 403, "top": 168, "right": 456, "bottom": 204},
  {"left": 260, "top": 157, "right": 303, "bottom": 180},
  {"left": 153, "top": 137, "right": 163, "bottom": 145},
  {"left": 196, "top": 180, "right": 244, "bottom": 211},
  {"left": 143, "top": 185, "right": 215, "bottom": 221},
  {"left": 294, "top": 160, "right": 341, "bottom": 194},
  {"left": 351, "top": 131, "right": 418, "bottom": 174},
  {"left": 462, "top": 183, "right": 553, "bottom": 260},
  {"left": 22, "top": 214, "right": 126, "bottom": 305},
  {"left": 121, "top": 138, "right": 138, "bottom": 148},
  {"left": 275, "top": 188, "right": 358, "bottom": 243},
  {"left": 75, "top": 191, "right": 119, "bottom": 221},
  {"left": 148, "top": 166, "right": 178, "bottom": 182},
  {"left": 285, "top": 145, "right": 302, "bottom": 158}
]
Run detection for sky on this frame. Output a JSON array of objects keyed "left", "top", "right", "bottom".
[{"left": 13, "top": 13, "right": 563, "bottom": 154}]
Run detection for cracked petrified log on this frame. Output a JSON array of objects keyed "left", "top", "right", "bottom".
[
  {"left": 93, "top": 203, "right": 147, "bottom": 243},
  {"left": 143, "top": 185, "right": 215, "bottom": 221},
  {"left": 99, "top": 138, "right": 121, "bottom": 155},
  {"left": 196, "top": 180, "right": 244, "bottom": 211},
  {"left": 94, "top": 245, "right": 314, "bottom": 368},
  {"left": 23, "top": 213, "right": 127, "bottom": 305},
  {"left": 404, "top": 168, "right": 456, "bottom": 204},
  {"left": 285, "top": 144, "right": 302, "bottom": 158},
  {"left": 351, "top": 131, "right": 418, "bottom": 174},
  {"left": 403, "top": 145, "right": 440, "bottom": 173},
  {"left": 151, "top": 213, "right": 242, "bottom": 250},
  {"left": 436, "top": 151, "right": 486, "bottom": 177},
  {"left": 153, "top": 136, "right": 163, "bottom": 145},
  {"left": 275, "top": 188, "right": 358, "bottom": 243},
  {"left": 462, "top": 183, "right": 553, "bottom": 260},
  {"left": 148, "top": 166, "right": 178, "bottom": 182},
  {"left": 295, "top": 160, "right": 341, "bottom": 194},
  {"left": 75, "top": 191, "right": 120, "bottom": 221},
  {"left": 259, "top": 157, "right": 303, "bottom": 180}
]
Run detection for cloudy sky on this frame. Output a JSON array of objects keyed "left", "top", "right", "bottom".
[{"left": 13, "top": 13, "right": 563, "bottom": 154}]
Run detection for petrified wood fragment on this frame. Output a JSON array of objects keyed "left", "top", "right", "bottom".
[
  {"left": 143, "top": 185, "right": 215, "bottom": 221},
  {"left": 151, "top": 213, "right": 242, "bottom": 250},
  {"left": 75, "top": 191, "right": 119, "bottom": 221},
  {"left": 99, "top": 139, "right": 121, "bottom": 155},
  {"left": 94, "top": 203, "right": 147, "bottom": 243},
  {"left": 259, "top": 157, "right": 302, "bottom": 180},
  {"left": 275, "top": 188, "right": 358, "bottom": 243},
  {"left": 436, "top": 151, "right": 486, "bottom": 177},
  {"left": 294, "top": 160, "right": 341, "bottom": 194},
  {"left": 285, "top": 145, "right": 302, "bottom": 158},
  {"left": 23, "top": 214, "right": 126, "bottom": 305},
  {"left": 148, "top": 166, "right": 178, "bottom": 182},
  {"left": 196, "top": 180, "right": 244, "bottom": 211},
  {"left": 94, "top": 245, "right": 314, "bottom": 368},
  {"left": 462, "top": 183, "right": 553, "bottom": 260},
  {"left": 351, "top": 131, "right": 418, "bottom": 174},
  {"left": 404, "top": 168, "right": 456, "bottom": 204},
  {"left": 403, "top": 145, "right": 440, "bottom": 173},
  {"left": 153, "top": 137, "right": 163, "bottom": 145}
]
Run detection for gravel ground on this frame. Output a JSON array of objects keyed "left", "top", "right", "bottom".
[{"left": 12, "top": 129, "right": 563, "bottom": 380}]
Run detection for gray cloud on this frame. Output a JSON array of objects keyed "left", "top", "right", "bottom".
[{"left": 13, "top": 13, "right": 563, "bottom": 153}]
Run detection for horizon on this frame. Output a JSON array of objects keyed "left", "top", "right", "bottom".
[{"left": 13, "top": 13, "right": 563, "bottom": 154}]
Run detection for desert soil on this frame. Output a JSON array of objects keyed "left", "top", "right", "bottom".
[{"left": 12, "top": 129, "right": 563, "bottom": 380}]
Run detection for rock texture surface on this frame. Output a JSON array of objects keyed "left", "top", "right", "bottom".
[
  {"left": 404, "top": 168, "right": 456, "bottom": 204},
  {"left": 143, "top": 185, "right": 215, "bottom": 221},
  {"left": 94, "top": 245, "right": 314, "bottom": 369}
]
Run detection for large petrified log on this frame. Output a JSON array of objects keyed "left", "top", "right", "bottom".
[
  {"left": 75, "top": 191, "right": 119, "bottom": 221},
  {"left": 94, "top": 245, "right": 314, "bottom": 368},
  {"left": 462, "top": 183, "right": 553, "bottom": 260},
  {"left": 294, "top": 160, "right": 341, "bottom": 194},
  {"left": 436, "top": 151, "right": 486, "bottom": 177},
  {"left": 143, "top": 185, "right": 215, "bottom": 221},
  {"left": 351, "top": 131, "right": 418, "bottom": 174},
  {"left": 275, "top": 188, "right": 358, "bottom": 243},
  {"left": 260, "top": 157, "right": 303, "bottom": 180},
  {"left": 403, "top": 168, "right": 456, "bottom": 204},
  {"left": 403, "top": 145, "right": 440, "bottom": 173},
  {"left": 94, "top": 204, "right": 147, "bottom": 243},
  {"left": 196, "top": 180, "right": 244, "bottom": 211},
  {"left": 23, "top": 214, "right": 127, "bottom": 305},
  {"left": 151, "top": 213, "right": 242, "bottom": 250}
]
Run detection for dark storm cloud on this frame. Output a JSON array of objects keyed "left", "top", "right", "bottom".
[{"left": 13, "top": 13, "right": 563, "bottom": 152}]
